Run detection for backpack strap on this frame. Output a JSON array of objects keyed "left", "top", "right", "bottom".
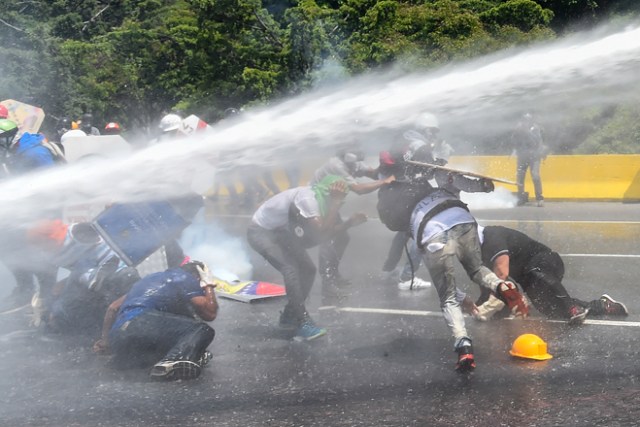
[
  {"left": 41, "top": 140, "right": 67, "bottom": 164},
  {"left": 416, "top": 199, "right": 469, "bottom": 250}
]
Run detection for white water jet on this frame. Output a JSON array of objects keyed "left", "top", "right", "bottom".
[{"left": 1, "top": 22, "right": 639, "bottom": 225}]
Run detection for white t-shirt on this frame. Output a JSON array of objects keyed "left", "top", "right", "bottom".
[{"left": 252, "top": 187, "right": 320, "bottom": 230}]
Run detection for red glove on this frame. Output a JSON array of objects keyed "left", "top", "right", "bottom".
[{"left": 497, "top": 281, "right": 528, "bottom": 317}]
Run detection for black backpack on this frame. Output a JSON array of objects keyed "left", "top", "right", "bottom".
[{"left": 377, "top": 178, "right": 435, "bottom": 232}]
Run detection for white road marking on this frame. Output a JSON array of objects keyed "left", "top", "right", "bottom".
[
  {"left": 561, "top": 254, "right": 640, "bottom": 258},
  {"left": 319, "top": 306, "right": 640, "bottom": 327},
  {"left": 478, "top": 219, "right": 640, "bottom": 225}
]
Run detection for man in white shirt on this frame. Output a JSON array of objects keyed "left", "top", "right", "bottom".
[{"left": 247, "top": 175, "right": 367, "bottom": 341}]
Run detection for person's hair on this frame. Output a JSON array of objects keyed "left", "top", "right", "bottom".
[{"left": 180, "top": 260, "right": 205, "bottom": 278}]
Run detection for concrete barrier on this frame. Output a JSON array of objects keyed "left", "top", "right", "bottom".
[
  {"left": 213, "top": 155, "right": 640, "bottom": 202},
  {"left": 448, "top": 155, "right": 640, "bottom": 202}
]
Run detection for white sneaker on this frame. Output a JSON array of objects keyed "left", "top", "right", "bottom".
[{"left": 398, "top": 278, "right": 432, "bottom": 290}]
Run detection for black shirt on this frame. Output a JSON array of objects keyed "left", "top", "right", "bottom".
[{"left": 481, "top": 226, "right": 553, "bottom": 282}]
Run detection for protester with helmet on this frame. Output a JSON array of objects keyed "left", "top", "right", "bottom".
[
  {"left": 0, "top": 118, "right": 19, "bottom": 169},
  {"left": 93, "top": 261, "right": 218, "bottom": 381},
  {"left": 381, "top": 115, "right": 451, "bottom": 291},
  {"left": 103, "top": 122, "right": 122, "bottom": 135},
  {"left": 80, "top": 113, "right": 101, "bottom": 136},
  {"left": 152, "top": 113, "right": 184, "bottom": 144},
  {"left": 310, "top": 143, "right": 394, "bottom": 298},
  {"left": 466, "top": 225, "right": 628, "bottom": 324},
  {"left": 512, "top": 112, "right": 546, "bottom": 206},
  {"left": 0, "top": 128, "right": 64, "bottom": 312}
]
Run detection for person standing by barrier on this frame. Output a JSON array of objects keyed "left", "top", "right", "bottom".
[{"left": 512, "top": 112, "right": 546, "bottom": 207}]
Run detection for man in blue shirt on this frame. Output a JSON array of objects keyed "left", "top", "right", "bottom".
[{"left": 93, "top": 261, "right": 218, "bottom": 381}]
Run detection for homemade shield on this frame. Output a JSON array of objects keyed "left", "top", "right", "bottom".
[
  {"left": 0, "top": 99, "right": 45, "bottom": 135},
  {"left": 92, "top": 201, "right": 189, "bottom": 267}
]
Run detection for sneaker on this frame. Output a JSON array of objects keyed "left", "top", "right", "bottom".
[
  {"left": 600, "top": 294, "right": 629, "bottom": 316},
  {"left": 150, "top": 360, "right": 202, "bottom": 380},
  {"left": 398, "top": 277, "right": 432, "bottom": 290},
  {"left": 536, "top": 199, "right": 545, "bottom": 207},
  {"left": 293, "top": 318, "right": 327, "bottom": 342},
  {"left": 568, "top": 305, "right": 589, "bottom": 325},
  {"left": 455, "top": 341, "right": 476, "bottom": 372},
  {"left": 198, "top": 351, "right": 212, "bottom": 367}
]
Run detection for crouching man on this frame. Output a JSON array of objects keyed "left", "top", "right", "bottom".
[{"left": 93, "top": 261, "right": 218, "bottom": 381}]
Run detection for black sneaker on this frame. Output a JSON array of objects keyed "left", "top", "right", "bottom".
[
  {"left": 455, "top": 341, "right": 476, "bottom": 372},
  {"left": 150, "top": 360, "right": 202, "bottom": 380},
  {"left": 568, "top": 305, "right": 589, "bottom": 325},
  {"left": 600, "top": 294, "right": 628, "bottom": 316}
]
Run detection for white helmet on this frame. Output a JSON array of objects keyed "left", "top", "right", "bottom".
[
  {"left": 159, "top": 114, "right": 182, "bottom": 132},
  {"left": 417, "top": 112, "right": 439, "bottom": 131}
]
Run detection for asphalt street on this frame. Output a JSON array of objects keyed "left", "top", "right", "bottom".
[{"left": 1, "top": 198, "right": 639, "bottom": 426}]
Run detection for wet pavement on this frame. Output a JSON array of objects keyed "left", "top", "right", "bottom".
[{"left": 1, "top": 199, "right": 639, "bottom": 426}]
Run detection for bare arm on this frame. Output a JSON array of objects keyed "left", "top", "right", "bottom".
[
  {"left": 492, "top": 254, "right": 510, "bottom": 280},
  {"left": 349, "top": 176, "right": 394, "bottom": 195},
  {"left": 93, "top": 294, "right": 126, "bottom": 353},
  {"left": 191, "top": 285, "right": 219, "bottom": 322}
]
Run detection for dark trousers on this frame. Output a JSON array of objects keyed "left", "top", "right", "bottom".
[
  {"left": 110, "top": 310, "right": 215, "bottom": 369},
  {"left": 479, "top": 251, "right": 588, "bottom": 320},
  {"left": 383, "top": 231, "right": 410, "bottom": 272},
  {"left": 318, "top": 216, "right": 349, "bottom": 285},
  {"left": 247, "top": 223, "right": 316, "bottom": 323},
  {"left": 522, "top": 252, "right": 586, "bottom": 318},
  {"left": 516, "top": 156, "right": 543, "bottom": 201}
]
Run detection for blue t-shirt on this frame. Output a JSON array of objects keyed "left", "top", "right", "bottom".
[{"left": 111, "top": 268, "right": 204, "bottom": 332}]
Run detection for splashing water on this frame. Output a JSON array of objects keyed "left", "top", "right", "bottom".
[{"left": 1, "top": 22, "right": 640, "bottom": 225}]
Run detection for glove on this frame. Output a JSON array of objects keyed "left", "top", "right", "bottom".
[
  {"left": 474, "top": 293, "right": 506, "bottom": 321},
  {"left": 196, "top": 263, "right": 216, "bottom": 288},
  {"left": 480, "top": 178, "right": 495, "bottom": 193},
  {"left": 496, "top": 281, "right": 528, "bottom": 317}
]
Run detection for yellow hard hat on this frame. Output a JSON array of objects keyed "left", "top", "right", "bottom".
[{"left": 509, "top": 333, "right": 553, "bottom": 361}]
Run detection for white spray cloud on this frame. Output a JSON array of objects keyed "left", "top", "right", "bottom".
[
  {"left": 178, "top": 211, "right": 253, "bottom": 280},
  {"left": 0, "top": 22, "right": 639, "bottom": 224}
]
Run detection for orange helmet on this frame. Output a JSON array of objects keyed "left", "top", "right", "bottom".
[{"left": 510, "top": 334, "right": 553, "bottom": 361}]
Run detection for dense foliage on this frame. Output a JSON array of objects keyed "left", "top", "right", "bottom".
[{"left": 0, "top": 0, "right": 638, "bottom": 152}]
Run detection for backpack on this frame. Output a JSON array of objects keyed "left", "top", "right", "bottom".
[{"left": 377, "top": 178, "right": 435, "bottom": 232}]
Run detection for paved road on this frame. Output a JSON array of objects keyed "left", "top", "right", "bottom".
[{"left": 1, "top": 199, "right": 639, "bottom": 426}]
